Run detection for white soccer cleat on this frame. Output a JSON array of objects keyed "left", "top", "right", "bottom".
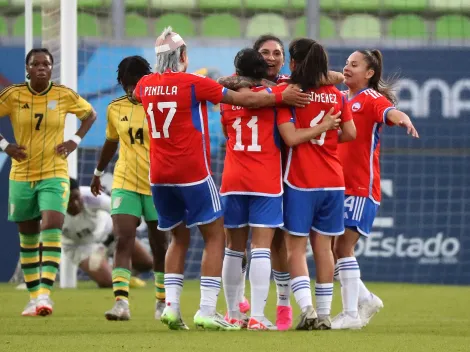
[
  {"left": 314, "top": 315, "right": 331, "bottom": 330},
  {"left": 36, "top": 295, "right": 53, "bottom": 317},
  {"left": 358, "top": 293, "right": 384, "bottom": 326},
  {"left": 155, "top": 300, "right": 165, "bottom": 320},
  {"left": 248, "top": 316, "right": 277, "bottom": 331},
  {"left": 295, "top": 306, "right": 318, "bottom": 331},
  {"left": 22, "top": 299, "right": 37, "bottom": 317},
  {"left": 105, "top": 300, "right": 131, "bottom": 321},
  {"left": 331, "top": 312, "right": 363, "bottom": 330}
]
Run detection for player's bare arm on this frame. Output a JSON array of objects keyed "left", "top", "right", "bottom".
[
  {"left": 56, "top": 109, "right": 97, "bottom": 157},
  {"left": 338, "top": 120, "right": 357, "bottom": 143},
  {"left": 90, "top": 139, "right": 119, "bottom": 196},
  {"left": 278, "top": 108, "right": 341, "bottom": 147},
  {"left": 0, "top": 133, "right": 27, "bottom": 162},
  {"left": 386, "top": 109, "right": 419, "bottom": 138},
  {"left": 222, "top": 84, "right": 310, "bottom": 108},
  {"left": 217, "top": 75, "right": 276, "bottom": 89},
  {"left": 322, "top": 71, "right": 345, "bottom": 85}
]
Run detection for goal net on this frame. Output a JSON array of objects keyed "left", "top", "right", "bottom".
[{"left": 35, "top": 0, "right": 470, "bottom": 285}]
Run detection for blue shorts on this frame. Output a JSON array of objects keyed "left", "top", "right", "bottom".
[
  {"left": 344, "top": 195, "right": 379, "bottom": 237},
  {"left": 221, "top": 194, "right": 283, "bottom": 228},
  {"left": 151, "top": 177, "right": 223, "bottom": 231},
  {"left": 283, "top": 185, "right": 344, "bottom": 236}
]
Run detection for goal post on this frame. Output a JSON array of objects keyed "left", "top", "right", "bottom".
[{"left": 40, "top": 0, "right": 79, "bottom": 288}]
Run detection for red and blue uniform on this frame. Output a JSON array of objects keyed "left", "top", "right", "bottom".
[
  {"left": 278, "top": 84, "right": 353, "bottom": 236},
  {"left": 135, "top": 70, "right": 228, "bottom": 230},
  {"left": 220, "top": 86, "right": 290, "bottom": 228},
  {"left": 338, "top": 88, "right": 395, "bottom": 236}
]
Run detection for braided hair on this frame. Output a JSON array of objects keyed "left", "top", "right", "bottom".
[{"left": 117, "top": 55, "right": 151, "bottom": 90}]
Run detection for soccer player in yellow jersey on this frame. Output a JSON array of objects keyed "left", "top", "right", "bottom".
[
  {"left": 90, "top": 56, "right": 168, "bottom": 321},
  {"left": 0, "top": 48, "right": 96, "bottom": 316}
]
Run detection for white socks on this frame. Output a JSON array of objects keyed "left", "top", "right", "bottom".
[
  {"left": 200, "top": 276, "right": 221, "bottom": 316},
  {"left": 222, "top": 248, "right": 243, "bottom": 317},
  {"left": 249, "top": 248, "right": 271, "bottom": 318},
  {"left": 337, "top": 257, "right": 361, "bottom": 318},
  {"left": 273, "top": 270, "right": 291, "bottom": 307},
  {"left": 164, "top": 273, "right": 184, "bottom": 311},
  {"left": 315, "top": 282, "right": 333, "bottom": 317},
  {"left": 291, "top": 276, "right": 312, "bottom": 313}
]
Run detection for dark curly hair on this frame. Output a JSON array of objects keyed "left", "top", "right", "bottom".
[
  {"left": 234, "top": 48, "right": 269, "bottom": 79},
  {"left": 117, "top": 55, "right": 151, "bottom": 90}
]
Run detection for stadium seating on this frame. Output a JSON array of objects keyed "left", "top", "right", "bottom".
[
  {"left": 294, "top": 15, "right": 336, "bottom": 39},
  {"left": 383, "top": 0, "right": 427, "bottom": 12},
  {"left": 245, "top": 0, "right": 288, "bottom": 11},
  {"left": 78, "top": 0, "right": 111, "bottom": 9},
  {"left": 429, "top": 0, "right": 470, "bottom": 12},
  {"left": 13, "top": 12, "right": 41, "bottom": 37},
  {"left": 78, "top": 13, "right": 101, "bottom": 37},
  {"left": 4, "top": 0, "right": 470, "bottom": 40},
  {"left": 0, "top": 16, "right": 6, "bottom": 36},
  {"left": 335, "top": 0, "right": 381, "bottom": 12},
  {"left": 199, "top": 0, "right": 241, "bottom": 11},
  {"left": 435, "top": 15, "right": 470, "bottom": 39},
  {"left": 125, "top": 13, "right": 147, "bottom": 37},
  {"left": 125, "top": 0, "right": 148, "bottom": 10},
  {"left": 155, "top": 13, "right": 195, "bottom": 36},
  {"left": 151, "top": 0, "right": 196, "bottom": 10},
  {"left": 202, "top": 14, "right": 241, "bottom": 37},
  {"left": 340, "top": 14, "right": 381, "bottom": 39},
  {"left": 388, "top": 15, "right": 427, "bottom": 39},
  {"left": 246, "top": 13, "right": 288, "bottom": 38}
]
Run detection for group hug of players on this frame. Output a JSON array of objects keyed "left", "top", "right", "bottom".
[{"left": 0, "top": 25, "right": 418, "bottom": 331}]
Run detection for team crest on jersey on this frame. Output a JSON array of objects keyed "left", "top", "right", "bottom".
[
  {"left": 352, "top": 102, "right": 361, "bottom": 112},
  {"left": 47, "top": 100, "right": 57, "bottom": 110}
]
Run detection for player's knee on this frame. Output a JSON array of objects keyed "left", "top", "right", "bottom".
[
  {"left": 334, "top": 236, "right": 354, "bottom": 259},
  {"left": 41, "top": 211, "right": 64, "bottom": 230}
]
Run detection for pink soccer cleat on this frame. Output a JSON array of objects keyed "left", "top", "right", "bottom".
[
  {"left": 276, "top": 305, "right": 293, "bottom": 331},
  {"left": 239, "top": 297, "right": 250, "bottom": 314}
]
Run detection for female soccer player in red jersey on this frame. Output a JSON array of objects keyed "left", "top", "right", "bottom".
[
  {"left": 276, "top": 39, "right": 356, "bottom": 330},
  {"left": 218, "top": 35, "right": 345, "bottom": 330},
  {"left": 220, "top": 48, "right": 340, "bottom": 330},
  {"left": 332, "top": 50, "right": 418, "bottom": 330},
  {"left": 133, "top": 27, "right": 310, "bottom": 331}
]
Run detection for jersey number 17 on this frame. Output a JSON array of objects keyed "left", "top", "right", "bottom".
[{"left": 147, "top": 102, "right": 176, "bottom": 139}]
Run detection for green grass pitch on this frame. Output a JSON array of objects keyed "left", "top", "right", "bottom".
[{"left": 1, "top": 281, "right": 469, "bottom": 352}]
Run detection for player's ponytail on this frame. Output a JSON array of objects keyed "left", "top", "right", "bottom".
[
  {"left": 359, "top": 49, "right": 397, "bottom": 105},
  {"left": 289, "top": 38, "right": 328, "bottom": 92}
]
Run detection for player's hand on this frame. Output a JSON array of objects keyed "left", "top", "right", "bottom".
[
  {"left": 56, "top": 140, "right": 78, "bottom": 158},
  {"left": 399, "top": 120, "right": 419, "bottom": 138},
  {"left": 4, "top": 144, "right": 27, "bottom": 162},
  {"left": 320, "top": 107, "right": 342, "bottom": 131},
  {"left": 90, "top": 175, "right": 104, "bottom": 197},
  {"left": 281, "top": 84, "right": 311, "bottom": 108}
]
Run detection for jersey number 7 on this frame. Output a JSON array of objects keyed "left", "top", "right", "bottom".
[{"left": 147, "top": 102, "right": 176, "bottom": 139}]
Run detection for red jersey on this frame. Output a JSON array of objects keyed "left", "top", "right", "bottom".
[
  {"left": 220, "top": 87, "right": 289, "bottom": 196},
  {"left": 135, "top": 71, "right": 227, "bottom": 185},
  {"left": 337, "top": 88, "right": 395, "bottom": 203},
  {"left": 277, "top": 85, "right": 353, "bottom": 190}
]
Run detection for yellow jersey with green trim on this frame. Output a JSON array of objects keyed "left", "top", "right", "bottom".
[
  {"left": 0, "top": 82, "right": 93, "bottom": 181},
  {"left": 106, "top": 96, "right": 151, "bottom": 195}
]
